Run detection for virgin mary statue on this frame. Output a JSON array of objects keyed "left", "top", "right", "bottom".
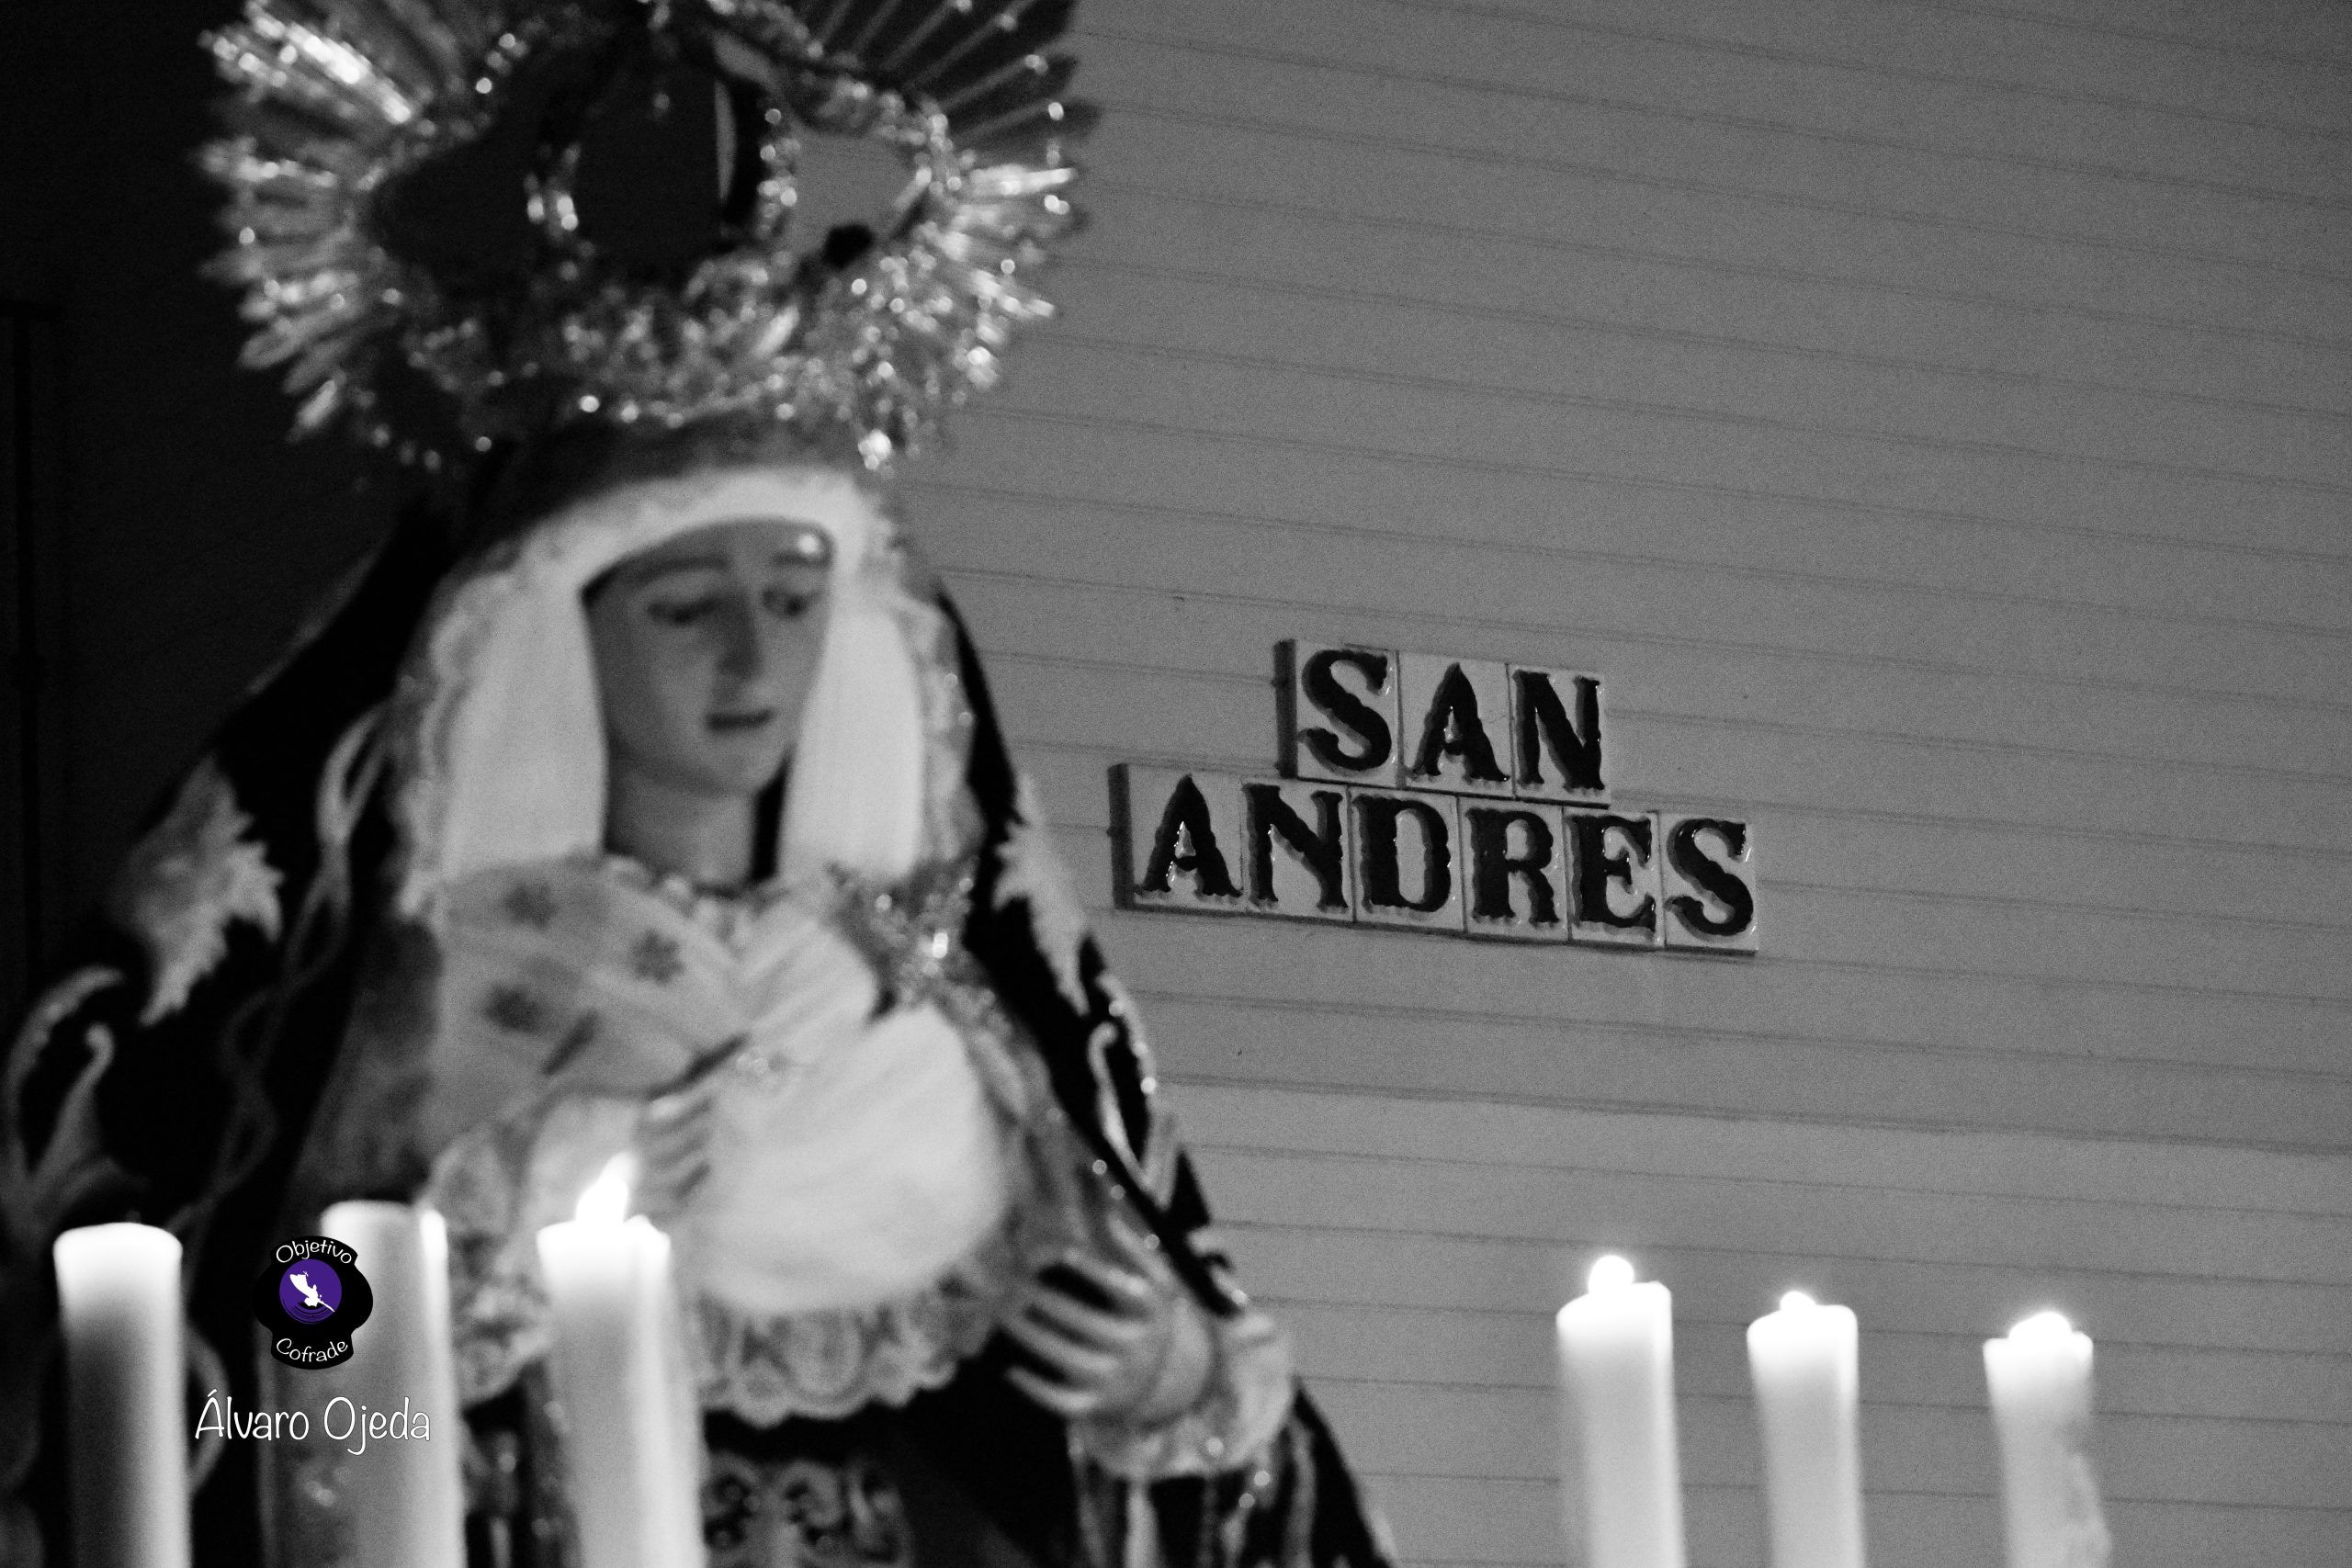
[{"left": 0, "top": 2, "right": 1395, "bottom": 1565}]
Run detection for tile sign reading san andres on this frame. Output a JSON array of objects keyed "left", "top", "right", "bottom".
[{"left": 1110, "top": 642, "right": 1758, "bottom": 953}]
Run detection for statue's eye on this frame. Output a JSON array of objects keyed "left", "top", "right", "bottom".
[
  {"left": 762, "top": 586, "right": 820, "bottom": 620},
  {"left": 648, "top": 595, "right": 723, "bottom": 626}
]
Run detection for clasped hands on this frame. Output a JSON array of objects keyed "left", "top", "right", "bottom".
[
  {"left": 636, "top": 1050, "right": 1216, "bottom": 1429},
  {"left": 1001, "top": 1213, "right": 1217, "bottom": 1428}
]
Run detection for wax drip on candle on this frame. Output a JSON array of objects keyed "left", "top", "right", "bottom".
[
  {"left": 1588, "top": 1254, "right": 1637, "bottom": 1292},
  {"left": 1984, "top": 1306, "right": 2109, "bottom": 1568}
]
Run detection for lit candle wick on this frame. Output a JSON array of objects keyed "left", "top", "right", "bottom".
[
  {"left": 1556, "top": 1251, "right": 1683, "bottom": 1567},
  {"left": 2009, "top": 1309, "right": 2075, "bottom": 1343},
  {"left": 1587, "top": 1253, "right": 1637, "bottom": 1293},
  {"left": 1984, "top": 1309, "right": 2109, "bottom": 1567},
  {"left": 1747, "top": 1289, "right": 1865, "bottom": 1568},
  {"left": 537, "top": 1152, "right": 700, "bottom": 1567}
]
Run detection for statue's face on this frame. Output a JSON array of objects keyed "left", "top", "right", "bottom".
[{"left": 584, "top": 494, "right": 856, "bottom": 797}]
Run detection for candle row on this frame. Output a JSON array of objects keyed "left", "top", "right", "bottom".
[
  {"left": 48, "top": 1160, "right": 704, "bottom": 1568},
  {"left": 47, "top": 1218, "right": 2111, "bottom": 1568},
  {"left": 1555, "top": 1256, "right": 2111, "bottom": 1568}
]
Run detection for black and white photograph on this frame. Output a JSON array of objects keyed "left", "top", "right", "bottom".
[{"left": 0, "top": 2, "right": 2345, "bottom": 1565}]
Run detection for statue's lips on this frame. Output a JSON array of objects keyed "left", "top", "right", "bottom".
[{"left": 707, "top": 709, "right": 777, "bottom": 734}]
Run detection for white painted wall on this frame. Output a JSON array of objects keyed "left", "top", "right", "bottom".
[{"left": 904, "top": 3, "right": 2352, "bottom": 1565}]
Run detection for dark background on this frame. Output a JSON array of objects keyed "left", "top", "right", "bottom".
[{"left": 2, "top": 0, "right": 397, "bottom": 1021}]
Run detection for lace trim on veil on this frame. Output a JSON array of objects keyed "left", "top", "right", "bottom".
[{"left": 687, "top": 1081, "right": 1104, "bottom": 1425}]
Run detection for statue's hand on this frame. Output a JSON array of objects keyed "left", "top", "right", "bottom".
[
  {"left": 1001, "top": 1213, "right": 1214, "bottom": 1427},
  {"left": 628, "top": 1040, "right": 740, "bottom": 1221}
]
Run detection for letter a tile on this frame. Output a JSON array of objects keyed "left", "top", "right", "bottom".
[
  {"left": 1111, "top": 765, "right": 1247, "bottom": 915},
  {"left": 1397, "top": 654, "right": 1515, "bottom": 795}
]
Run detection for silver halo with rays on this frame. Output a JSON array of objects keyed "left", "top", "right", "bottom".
[{"left": 199, "top": 0, "right": 1095, "bottom": 468}]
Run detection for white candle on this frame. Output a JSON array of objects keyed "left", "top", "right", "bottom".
[
  {"left": 535, "top": 1157, "right": 705, "bottom": 1568},
  {"left": 1747, "top": 1291, "right": 1866, "bottom": 1568},
  {"left": 318, "top": 1201, "right": 466, "bottom": 1568},
  {"left": 1555, "top": 1254, "right": 1686, "bottom": 1568},
  {"left": 1983, "top": 1312, "right": 2111, "bottom": 1568},
  {"left": 51, "top": 1223, "right": 190, "bottom": 1568}
]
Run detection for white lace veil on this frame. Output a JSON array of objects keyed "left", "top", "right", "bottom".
[{"left": 389, "top": 463, "right": 933, "bottom": 917}]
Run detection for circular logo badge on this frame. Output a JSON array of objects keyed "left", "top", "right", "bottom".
[
  {"left": 250, "top": 1236, "right": 373, "bottom": 1370},
  {"left": 277, "top": 1258, "right": 343, "bottom": 1323}
]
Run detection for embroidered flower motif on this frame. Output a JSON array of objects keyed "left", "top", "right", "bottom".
[
  {"left": 481, "top": 986, "right": 546, "bottom": 1035},
  {"left": 501, "top": 879, "right": 558, "bottom": 930},
  {"left": 631, "top": 931, "right": 684, "bottom": 985},
  {"left": 703, "top": 1450, "right": 912, "bottom": 1568},
  {"left": 994, "top": 775, "right": 1092, "bottom": 1013},
  {"left": 110, "top": 756, "right": 283, "bottom": 1024}
]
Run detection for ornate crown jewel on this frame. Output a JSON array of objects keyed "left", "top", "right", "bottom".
[{"left": 200, "top": 0, "right": 1094, "bottom": 467}]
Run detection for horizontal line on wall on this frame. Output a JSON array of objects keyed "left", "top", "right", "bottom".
[
  {"left": 1156, "top": 1061, "right": 2352, "bottom": 1168},
  {"left": 1151, "top": 1065, "right": 2352, "bottom": 1168},
  {"left": 980, "top": 643, "right": 2352, "bottom": 797},
  {"left": 1137, "top": 988, "right": 2352, "bottom": 1096},
  {"left": 1022, "top": 733, "right": 2352, "bottom": 868},
  {"left": 1250, "top": 1292, "right": 2352, "bottom": 1368},
  {"left": 1307, "top": 1382, "right": 2352, "bottom": 1448},
  {"left": 1354, "top": 1466, "right": 2344, "bottom": 1512},
  {"left": 1795, "top": 949, "right": 2352, "bottom": 1013},
  {"left": 1104, "top": 99, "right": 2352, "bottom": 292},
  {"left": 1771, "top": 857, "right": 2346, "bottom": 926},
  {"left": 1082, "top": 21, "right": 2352, "bottom": 214},
  {"left": 1044, "top": 327, "right": 2352, "bottom": 506},
  {"left": 1048, "top": 810, "right": 2352, "bottom": 945},
  {"left": 1358, "top": 1469, "right": 2352, "bottom": 1513},
  {"left": 1063, "top": 253, "right": 2352, "bottom": 430},
  {"left": 1890, "top": 0, "right": 2352, "bottom": 75},
  {"left": 967, "top": 400, "right": 2352, "bottom": 581},
  {"left": 1182, "top": 1136, "right": 2352, "bottom": 1224},
  {"left": 1371, "top": 0, "right": 2352, "bottom": 144},
  {"left": 921, "top": 491, "right": 2352, "bottom": 704},
  {"left": 1626, "top": 870, "right": 2346, "bottom": 942},
  {"left": 1298, "top": 1370, "right": 2352, "bottom": 1430},
  {"left": 1140, "top": 1010, "right": 2352, "bottom": 1130},
  {"left": 1170, "top": 1096, "right": 2352, "bottom": 1218},
  {"left": 1261, "top": 1297, "right": 2352, "bottom": 1363},
  {"left": 1218, "top": 1215, "right": 2350, "bottom": 1292},
  {"left": 1091, "top": 177, "right": 2352, "bottom": 360}
]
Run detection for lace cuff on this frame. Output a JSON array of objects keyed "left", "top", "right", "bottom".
[{"left": 1073, "top": 1303, "right": 1296, "bottom": 1480}]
